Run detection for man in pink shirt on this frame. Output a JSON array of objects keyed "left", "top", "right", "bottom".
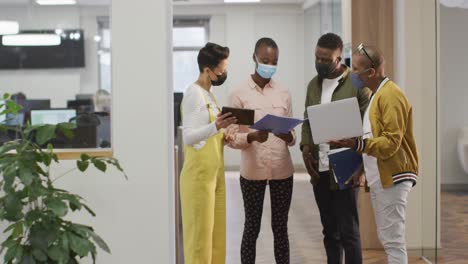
[{"left": 226, "top": 38, "right": 295, "bottom": 264}]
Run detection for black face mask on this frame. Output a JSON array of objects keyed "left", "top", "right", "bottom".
[
  {"left": 210, "top": 71, "right": 228, "bottom": 86},
  {"left": 315, "top": 60, "right": 338, "bottom": 78}
]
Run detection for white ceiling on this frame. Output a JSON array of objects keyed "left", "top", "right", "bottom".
[
  {"left": 440, "top": 0, "right": 468, "bottom": 8},
  {"left": 174, "top": 0, "right": 305, "bottom": 5},
  {"left": 0, "top": 0, "right": 110, "bottom": 6},
  {"left": 0, "top": 0, "right": 302, "bottom": 6}
]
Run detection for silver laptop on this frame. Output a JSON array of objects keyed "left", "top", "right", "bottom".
[{"left": 306, "top": 97, "right": 364, "bottom": 144}]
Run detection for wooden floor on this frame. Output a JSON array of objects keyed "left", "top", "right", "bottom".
[
  {"left": 225, "top": 172, "right": 429, "bottom": 264},
  {"left": 437, "top": 190, "right": 468, "bottom": 264}
]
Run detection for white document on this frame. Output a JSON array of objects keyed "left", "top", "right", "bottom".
[{"left": 306, "top": 98, "right": 363, "bottom": 144}]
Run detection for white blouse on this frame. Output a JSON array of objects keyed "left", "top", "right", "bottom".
[{"left": 181, "top": 83, "right": 220, "bottom": 149}]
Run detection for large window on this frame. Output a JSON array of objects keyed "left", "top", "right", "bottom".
[{"left": 172, "top": 19, "right": 209, "bottom": 93}]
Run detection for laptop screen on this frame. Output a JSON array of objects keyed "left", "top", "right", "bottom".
[{"left": 31, "top": 109, "right": 76, "bottom": 125}]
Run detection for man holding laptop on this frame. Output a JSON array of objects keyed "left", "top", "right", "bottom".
[
  {"left": 300, "top": 33, "right": 370, "bottom": 264},
  {"left": 331, "top": 44, "right": 418, "bottom": 264}
]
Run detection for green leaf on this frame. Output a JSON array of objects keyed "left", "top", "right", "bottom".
[
  {"left": 92, "top": 159, "right": 107, "bottom": 172},
  {"left": 20, "top": 254, "right": 36, "bottom": 264},
  {"left": 28, "top": 184, "right": 47, "bottom": 200},
  {"left": 0, "top": 142, "right": 18, "bottom": 155},
  {"left": 4, "top": 243, "right": 20, "bottom": 263},
  {"left": 52, "top": 154, "right": 59, "bottom": 163},
  {"left": 61, "top": 194, "right": 82, "bottom": 212},
  {"left": 81, "top": 154, "right": 91, "bottom": 161},
  {"left": 70, "top": 224, "right": 92, "bottom": 237},
  {"left": 12, "top": 221, "right": 24, "bottom": 239},
  {"left": 1, "top": 237, "right": 17, "bottom": 248},
  {"left": 3, "top": 223, "right": 16, "bottom": 234},
  {"left": 47, "top": 244, "right": 68, "bottom": 263},
  {"left": 25, "top": 210, "right": 43, "bottom": 225},
  {"left": 60, "top": 234, "right": 70, "bottom": 253},
  {"left": 6, "top": 100, "right": 22, "bottom": 114},
  {"left": 42, "top": 153, "right": 52, "bottom": 167},
  {"left": 23, "top": 125, "right": 41, "bottom": 138},
  {"left": 4, "top": 195, "right": 24, "bottom": 221},
  {"left": 46, "top": 198, "right": 68, "bottom": 217},
  {"left": 29, "top": 225, "right": 59, "bottom": 252},
  {"left": 19, "top": 167, "right": 34, "bottom": 186},
  {"left": 36, "top": 125, "right": 57, "bottom": 145},
  {"left": 82, "top": 204, "right": 96, "bottom": 217},
  {"left": 31, "top": 249, "right": 47, "bottom": 262},
  {"left": 68, "top": 233, "right": 94, "bottom": 258},
  {"left": 77, "top": 160, "right": 89, "bottom": 172},
  {"left": 3, "top": 93, "right": 10, "bottom": 100},
  {"left": 29, "top": 231, "right": 48, "bottom": 252},
  {"left": 58, "top": 123, "right": 76, "bottom": 140},
  {"left": 3, "top": 165, "right": 17, "bottom": 191},
  {"left": 89, "top": 230, "right": 110, "bottom": 254},
  {"left": 68, "top": 257, "right": 79, "bottom": 264},
  {"left": 58, "top": 122, "right": 77, "bottom": 130}
]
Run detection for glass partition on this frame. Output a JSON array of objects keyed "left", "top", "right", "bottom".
[{"left": 0, "top": 0, "right": 112, "bottom": 150}]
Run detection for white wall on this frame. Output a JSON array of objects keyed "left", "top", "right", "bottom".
[
  {"left": 397, "top": 0, "right": 439, "bottom": 251},
  {"left": 0, "top": 6, "right": 108, "bottom": 107},
  {"left": 440, "top": 5, "right": 468, "bottom": 185},
  {"left": 175, "top": 4, "right": 306, "bottom": 168}
]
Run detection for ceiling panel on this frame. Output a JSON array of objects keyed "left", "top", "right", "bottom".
[
  {"left": 0, "top": 0, "right": 29, "bottom": 5},
  {"left": 174, "top": 0, "right": 305, "bottom": 5},
  {"left": 0, "top": 0, "right": 110, "bottom": 6}
]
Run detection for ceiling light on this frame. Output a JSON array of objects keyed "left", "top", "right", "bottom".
[
  {"left": 3, "top": 34, "right": 61, "bottom": 46},
  {"left": 0, "top": 21, "right": 19, "bottom": 35},
  {"left": 36, "top": 0, "right": 77, "bottom": 5},
  {"left": 224, "top": 0, "right": 261, "bottom": 3}
]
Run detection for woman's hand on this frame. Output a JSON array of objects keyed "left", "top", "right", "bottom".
[
  {"left": 247, "top": 131, "right": 269, "bottom": 143},
  {"left": 275, "top": 132, "right": 293, "bottom": 144},
  {"left": 215, "top": 112, "right": 237, "bottom": 130}
]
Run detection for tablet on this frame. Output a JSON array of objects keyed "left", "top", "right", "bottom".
[{"left": 221, "top": 107, "right": 255, "bottom": 126}]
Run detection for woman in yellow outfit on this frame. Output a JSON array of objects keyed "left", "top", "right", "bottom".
[{"left": 180, "top": 42, "right": 237, "bottom": 264}]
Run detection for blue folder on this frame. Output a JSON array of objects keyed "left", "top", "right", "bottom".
[
  {"left": 328, "top": 148, "right": 363, "bottom": 190},
  {"left": 249, "top": 114, "right": 304, "bottom": 134}
]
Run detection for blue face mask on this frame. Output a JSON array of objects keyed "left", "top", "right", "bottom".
[
  {"left": 350, "top": 68, "right": 371, "bottom": 89},
  {"left": 255, "top": 56, "right": 277, "bottom": 79}
]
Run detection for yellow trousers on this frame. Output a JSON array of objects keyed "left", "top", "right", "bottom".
[{"left": 180, "top": 123, "right": 226, "bottom": 263}]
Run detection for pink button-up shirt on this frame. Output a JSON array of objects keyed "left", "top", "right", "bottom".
[{"left": 226, "top": 76, "right": 296, "bottom": 180}]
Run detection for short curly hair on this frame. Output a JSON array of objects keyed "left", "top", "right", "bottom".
[{"left": 317, "top": 33, "right": 343, "bottom": 51}]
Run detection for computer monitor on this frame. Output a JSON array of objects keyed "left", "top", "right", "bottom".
[
  {"left": 30, "top": 109, "right": 76, "bottom": 126},
  {"left": 67, "top": 99, "right": 94, "bottom": 113},
  {"left": 76, "top": 94, "right": 94, "bottom": 100},
  {"left": 22, "top": 99, "right": 51, "bottom": 113}
]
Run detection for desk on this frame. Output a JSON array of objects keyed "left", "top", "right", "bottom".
[{"left": 47, "top": 149, "right": 112, "bottom": 160}]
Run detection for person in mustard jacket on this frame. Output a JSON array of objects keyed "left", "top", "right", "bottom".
[
  {"left": 180, "top": 42, "right": 237, "bottom": 264},
  {"left": 331, "top": 44, "right": 419, "bottom": 264}
]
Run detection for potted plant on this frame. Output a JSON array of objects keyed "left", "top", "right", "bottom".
[{"left": 0, "top": 93, "right": 126, "bottom": 263}]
